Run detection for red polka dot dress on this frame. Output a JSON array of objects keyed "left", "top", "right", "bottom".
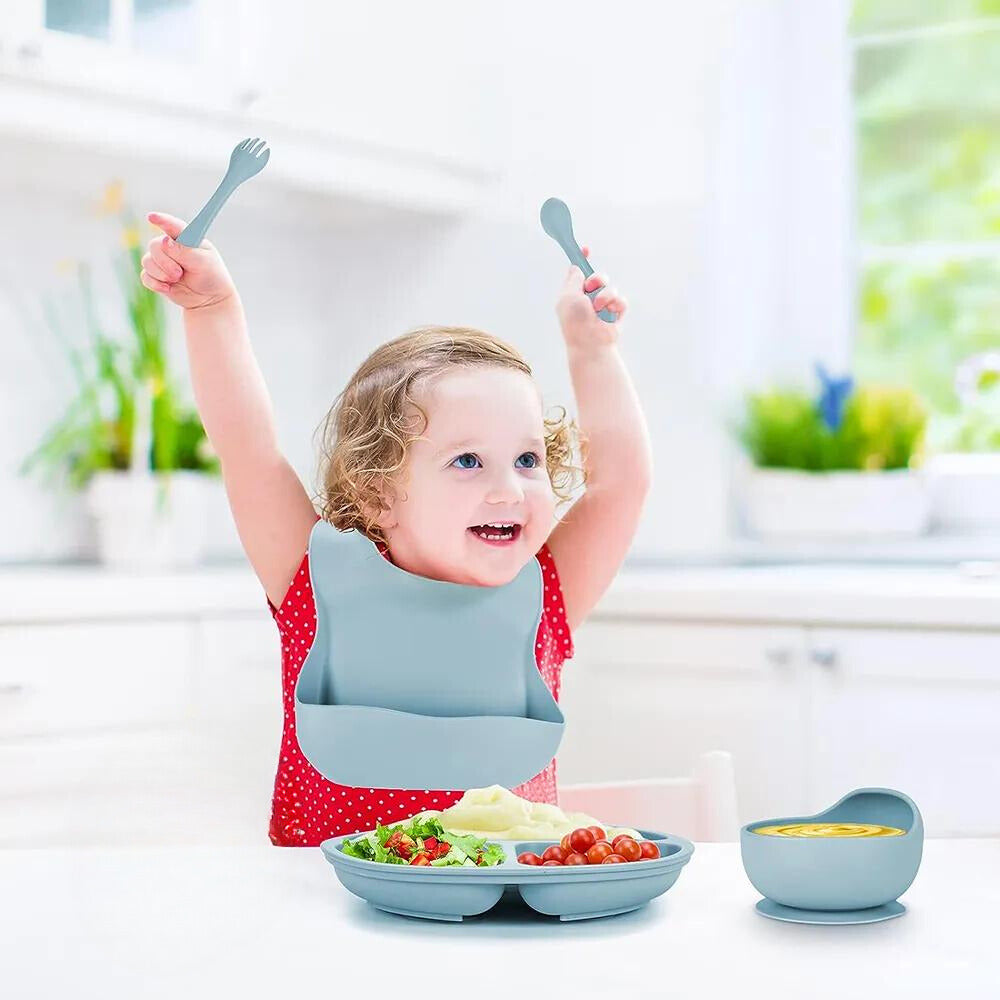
[{"left": 265, "top": 520, "right": 575, "bottom": 847}]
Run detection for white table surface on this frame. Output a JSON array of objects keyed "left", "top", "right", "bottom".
[{"left": 2, "top": 840, "right": 997, "bottom": 998}]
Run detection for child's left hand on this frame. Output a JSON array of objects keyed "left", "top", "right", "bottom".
[{"left": 555, "top": 246, "right": 628, "bottom": 351}]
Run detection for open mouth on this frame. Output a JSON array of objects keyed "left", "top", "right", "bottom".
[{"left": 467, "top": 523, "right": 522, "bottom": 546}]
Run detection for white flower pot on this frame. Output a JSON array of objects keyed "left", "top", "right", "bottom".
[
  {"left": 86, "top": 469, "right": 211, "bottom": 569},
  {"left": 926, "top": 453, "right": 1000, "bottom": 533},
  {"left": 741, "top": 467, "right": 930, "bottom": 540}
]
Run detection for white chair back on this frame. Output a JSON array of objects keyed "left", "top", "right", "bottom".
[{"left": 557, "top": 750, "right": 740, "bottom": 842}]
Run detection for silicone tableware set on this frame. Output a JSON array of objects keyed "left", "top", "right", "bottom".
[
  {"left": 741, "top": 788, "right": 923, "bottom": 924},
  {"left": 323, "top": 828, "right": 694, "bottom": 923},
  {"left": 181, "top": 139, "right": 923, "bottom": 925}
]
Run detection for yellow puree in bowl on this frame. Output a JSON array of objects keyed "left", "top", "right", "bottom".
[{"left": 753, "top": 822, "right": 905, "bottom": 838}]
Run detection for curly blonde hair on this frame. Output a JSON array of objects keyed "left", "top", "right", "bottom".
[{"left": 312, "top": 326, "right": 588, "bottom": 547}]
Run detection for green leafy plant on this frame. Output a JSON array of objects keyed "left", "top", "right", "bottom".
[
  {"left": 19, "top": 183, "right": 219, "bottom": 491},
  {"left": 737, "top": 382, "right": 927, "bottom": 472}
]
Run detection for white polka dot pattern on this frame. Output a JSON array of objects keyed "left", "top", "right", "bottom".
[{"left": 264, "top": 526, "right": 575, "bottom": 847}]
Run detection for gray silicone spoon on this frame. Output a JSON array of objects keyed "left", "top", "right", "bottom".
[
  {"left": 540, "top": 196, "right": 617, "bottom": 323},
  {"left": 177, "top": 138, "right": 270, "bottom": 248}
]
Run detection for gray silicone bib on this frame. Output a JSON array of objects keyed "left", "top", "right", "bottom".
[{"left": 294, "top": 520, "right": 566, "bottom": 789}]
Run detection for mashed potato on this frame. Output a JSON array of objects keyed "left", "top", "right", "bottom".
[{"left": 410, "top": 785, "right": 641, "bottom": 841}]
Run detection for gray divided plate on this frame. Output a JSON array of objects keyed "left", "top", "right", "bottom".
[{"left": 321, "top": 827, "right": 694, "bottom": 922}]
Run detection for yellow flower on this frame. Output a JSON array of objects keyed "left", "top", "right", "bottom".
[
  {"left": 122, "top": 225, "right": 141, "bottom": 250},
  {"left": 54, "top": 258, "right": 79, "bottom": 275},
  {"left": 100, "top": 180, "right": 125, "bottom": 215}
]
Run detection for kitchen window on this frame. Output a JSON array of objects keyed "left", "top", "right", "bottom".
[{"left": 851, "top": 2, "right": 1000, "bottom": 432}]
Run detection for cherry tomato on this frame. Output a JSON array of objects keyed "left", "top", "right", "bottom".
[
  {"left": 517, "top": 852, "right": 543, "bottom": 865},
  {"left": 409, "top": 853, "right": 431, "bottom": 866},
  {"left": 564, "top": 851, "right": 589, "bottom": 865},
  {"left": 569, "top": 828, "right": 596, "bottom": 853},
  {"left": 586, "top": 826, "right": 607, "bottom": 842},
  {"left": 560, "top": 834, "right": 574, "bottom": 853},
  {"left": 541, "top": 845, "right": 566, "bottom": 864},
  {"left": 638, "top": 841, "right": 660, "bottom": 860},
  {"left": 611, "top": 834, "right": 632, "bottom": 850},
  {"left": 601, "top": 853, "right": 626, "bottom": 864},
  {"left": 542, "top": 859, "right": 563, "bottom": 866},
  {"left": 614, "top": 837, "right": 642, "bottom": 862},
  {"left": 586, "top": 842, "right": 613, "bottom": 864}
]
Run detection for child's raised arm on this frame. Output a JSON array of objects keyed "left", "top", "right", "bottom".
[
  {"left": 140, "top": 212, "right": 318, "bottom": 609},
  {"left": 545, "top": 250, "right": 653, "bottom": 633}
]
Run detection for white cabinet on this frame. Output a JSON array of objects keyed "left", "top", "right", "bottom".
[
  {"left": 191, "top": 615, "right": 283, "bottom": 730},
  {"left": 804, "top": 627, "right": 1000, "bottom": 837},
  {"left": 0, "top": 608, "right": 282, "bottom": 847},
  {"left": 0, "top": 620, "right": 196, "bottom": 738},
  {"left": 559, "top": 620, "right": 809, "bottom": 824},
  {"left": 0, "top": 1, "right": 495, "bottom": 214},
  {"left": 562, "top": 617, "right": 1000, "bottom": 836}
]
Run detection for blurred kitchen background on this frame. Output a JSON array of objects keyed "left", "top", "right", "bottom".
[{"left": 1, "top": 0, "right": 999, "bottom": 846}]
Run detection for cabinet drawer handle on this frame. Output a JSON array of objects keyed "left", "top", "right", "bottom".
[
  {"left": 764, "top": 647, "right": 792, "bottom": 666},
  {"left": 809, "top": 647, "right": 838, "bottom": 668}
]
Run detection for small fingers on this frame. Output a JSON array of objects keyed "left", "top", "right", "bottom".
[
  {"left": 593, "top": 285, "right": 619, "bottom": 311},
  {"left": 563, "top": 263, "right": 585, "bottom": 290},
  {"left": 147, "top": 211, "right": 187, "bottom": 240},
  {"left": 147, "top": 241, "right": 182, "bottom": 281},
  {"left": 158, "top": 233, "right": 197, "bottom": 268},
  {"left": 140, "top": 269, "right": 170, "bottom": 294},
  {"left": 584, "top": 272, "right": 608, "bottom": 294}
]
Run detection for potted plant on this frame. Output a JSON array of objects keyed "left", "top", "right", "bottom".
[
  {"left": 734, "top": 364, "right": 929, "bottom": 539},
  {"left": 924, "top": 352, "right": 1000, "bottom": 533},
  {"left": 19, "top": 182, "right": 220, "bottom": 569}
]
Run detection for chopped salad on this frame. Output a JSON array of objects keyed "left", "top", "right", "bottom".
[{"left": 340, "top": 815, "right": 506, "bottom": 867}]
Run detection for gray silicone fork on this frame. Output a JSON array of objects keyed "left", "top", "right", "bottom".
[
  {"left": 540, "top": 196, "right": 617, "bottom": 323},
  {"left": 177, "top": 138, "right": 270, "bottom": 247}
]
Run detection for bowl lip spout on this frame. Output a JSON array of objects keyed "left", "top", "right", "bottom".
[{"left": 740, "top": 787, "right": 923, "bottom": 840}]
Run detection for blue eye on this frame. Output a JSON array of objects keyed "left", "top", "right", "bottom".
[{"left": 450, "top": 452, "right": 543, "bottom": 470}]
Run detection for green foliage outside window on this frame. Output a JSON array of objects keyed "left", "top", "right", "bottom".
[{"left": 851, "top": 1, "right": 1000, "bottom": 447}]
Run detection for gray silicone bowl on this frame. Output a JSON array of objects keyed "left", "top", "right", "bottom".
[
  {"left": 740, "top": 787, "right": 923, "bottom": 919},
  {"left": 321, "top": 827, "right": 694, "bottom": 922}
]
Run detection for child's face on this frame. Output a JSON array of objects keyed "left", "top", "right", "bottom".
[{"left": 377, "top": 366, "right": 558, "bottom": 586}]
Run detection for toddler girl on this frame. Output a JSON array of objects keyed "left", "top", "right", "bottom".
[{"left": 140, "top": 210, "right": 652, "bottom": 846}]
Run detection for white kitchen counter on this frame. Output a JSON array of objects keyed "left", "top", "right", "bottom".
[
  {"left": 1, "top": 840, "right": 996, "bottom": 997},
  {"left": 2, "top": 558, "right": 1000, "bottom": 628}
]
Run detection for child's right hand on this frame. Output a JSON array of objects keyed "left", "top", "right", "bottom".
[{"left": 140, "top": 211, "right": 238, "bottom": 311}]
